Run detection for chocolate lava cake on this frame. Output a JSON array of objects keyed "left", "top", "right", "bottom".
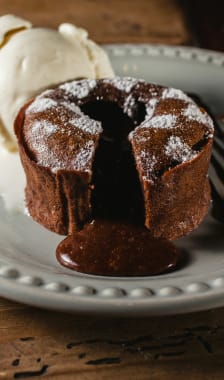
[{"left": 14, "top": 77, "right": 214, "bottom": 240}]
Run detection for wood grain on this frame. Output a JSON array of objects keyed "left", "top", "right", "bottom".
[
  {"left": 1, "top": 299, "right": 224, "bottom": 379},
  {"left": 0, "top": 0, "right": 190, "bottom": 44}
]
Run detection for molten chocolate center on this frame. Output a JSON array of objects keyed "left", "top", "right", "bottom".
[
  {"left": 81, "top": 100, "right": 145, "bottom": 222},
  {"left": 57, "top": 101, "right": 181, "bottom": 276}
]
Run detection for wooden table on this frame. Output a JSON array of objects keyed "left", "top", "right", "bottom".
[{"left": 0, "top": 0, "right": 224, "bottom": 378}]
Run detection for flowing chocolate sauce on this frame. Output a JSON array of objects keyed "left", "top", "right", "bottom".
[
  {"left": 56, "top": 100, "right": 181, "bottom": 276},
  {"left": 56, "top": 219, "right": 180, "bottom": 276}
]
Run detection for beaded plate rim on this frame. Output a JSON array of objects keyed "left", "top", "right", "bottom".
[
  {"left": 1, "top": 43, "right": 224, "bottom": 316},
  {"left": 105, "top": 43, "right": 224, "bottom": 65}
]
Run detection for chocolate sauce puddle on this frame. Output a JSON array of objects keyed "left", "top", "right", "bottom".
[{"left": 56, "top": 219, "right": 180, "bottom": 276}]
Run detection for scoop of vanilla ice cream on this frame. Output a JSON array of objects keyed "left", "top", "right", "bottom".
[
  {"left": 0, "top": 15, "right": 114, "bottom": 212},
  {"left": 0, "top": 15, "right": 114, "bottom": 150},
  {"left": 0, "top": 14, "right": 31, "bottom": 43}
]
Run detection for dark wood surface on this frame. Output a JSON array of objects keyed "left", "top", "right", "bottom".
[
  {"left": 1, "top": 301, "right": 224, "bottom": 379},
  {"left": 0, "top": 0, "right": 190, "bottom": 44},
  {"left": 0, "top": 0, "right": 224, "bottom": 378},
  {"left": 184, "top": 0, "right": 224, "bottom": 51}
]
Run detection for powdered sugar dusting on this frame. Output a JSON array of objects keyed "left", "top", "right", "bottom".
[
  {"left": 105, "top": 77, "right": 139, "bottom": 92},
  {"left": 36, "top": 151, "right": 59, "bottom": 173},
  {"left": 184, "top": 103, "right": 214, "bottom": 132},
  {"left": 69, "top": 115, "right": 102, "bottom": 135},
  {"left": 39, "top": 140, "right": 95, "bottom": 173},
  {"left": 27, "top": 120, "right": 59, "bottom": 157},
  {"left": 145, "top": 98, "right": 158, "bottom": 118},
  {"left": 137, "top": 151, "right": 158, "bottom": 181},
  {"left": 162, "top": 88, "right": 192, "bottom": 103},
  {"left": 37, "top": 150, "right": 59, "bottom": 170},
  {"left": 26, "top": 98, "right": 57, "bottom": 114},
  {"left": 30, "top": 120, "right": 58, "bottom": 136},
  {"left": 140, "top": 151, "right": 157, "bottom": 169},
  {"left": 145, "top": 114, "right": 177, "bottom": 129},
  {"left": 29, "top": 126, "right": 95, "bottom": 173},
  {"left": 123, "top": 94, "right": 136, "bottom": 118},
  {"left": 72, "top": 141, "right": 95, "bottom": 171},
  {"left": 129, "top": 113, "right": 178, "bottom": 141},
  {"left": 165, "top": 136, "right": 197, "bottom": 162},
  {"left": 61, "top": 101, "right": 82, "bottom": 115},
  {"left": 60, "top": 79, "right": 97, "bottom": 99}
]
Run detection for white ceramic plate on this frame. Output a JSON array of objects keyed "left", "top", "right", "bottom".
[{"left": 1, "top": 44, "right": 224, "bottom": 316}]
